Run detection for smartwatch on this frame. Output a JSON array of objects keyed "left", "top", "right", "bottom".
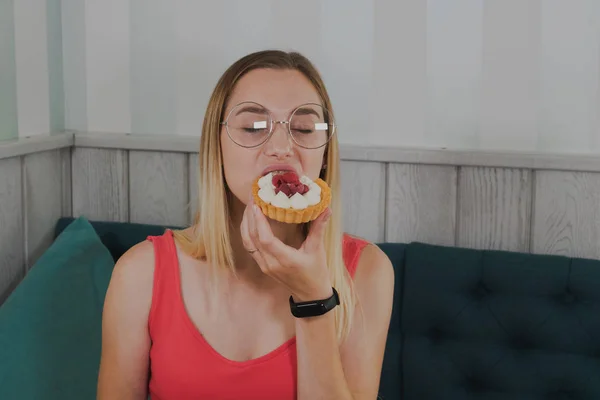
[{"left": 289, "top": 288, "right": 340, "bottom": 318}]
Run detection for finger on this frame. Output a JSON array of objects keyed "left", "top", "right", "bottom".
[
  {"left": 245, "top": 193, "right": 261, "bottom": 247},
  {"left": 246, "top": 202, "right": 260, "bottom": 247},
  {"left": 252, "top": 205, "right": 298, "bottom": 266},
  {"left": 243, "top": 203, "right": 269, "bottom": 273},
  {"left": 240, "top": 207, "right": 256, "bottom": 252},
  {"left": 304, "top": 207, "right": 332, "bottom": 252},
  {"left": 241, "top": 204, "right": 267, "bottom": 265},
  {"left": 248, "top": 204, "right": 282, "bottom": 271}
]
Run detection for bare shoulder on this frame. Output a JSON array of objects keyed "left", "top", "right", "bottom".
[
  {"left": 104, "top": 240, "right": 156, "bottom": 316},
  {"left": 354, "top": 241, "right": 395, "bottom": 298},
  {"left": 343, "top": 232, "right": 394, "bottom": 291},
  {"left": 338, "top": 237, "right": 394, "bottom": 397},
  {"left": 98, "top": 239, "right": 156, "bottom": 398},
  {"left": 112, "top": 240, "right": 155, "bottom": 285}
]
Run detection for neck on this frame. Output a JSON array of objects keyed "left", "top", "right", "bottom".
[{"left": 228, "top": 196, "right": 305, "bottom": 285}]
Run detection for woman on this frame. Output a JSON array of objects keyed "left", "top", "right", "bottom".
[{"left": 97, "top": 50, "right": 394, "bottom": 400}]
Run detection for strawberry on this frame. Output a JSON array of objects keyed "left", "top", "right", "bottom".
[
  {"left": 279, "top": 185, "right": 293, "bottom": 196},
  {"left": 290, "top": 182, "right": 309, "bottom": 195},
  {"left": 271, "top": 171, "right": 309, "bottom": 197},
  {"left": 281, "top": 172, "right": 298, "bottom": 183},
  {"left": 272, "top": 175, "right": 284, "bottom": 187}
]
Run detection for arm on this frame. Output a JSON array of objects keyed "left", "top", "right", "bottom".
[
  {"left": 97, "top": 241, "right": 155, "bottom": 400},
  {"left": 295, "top": 244, "right": 395, "bottom": 400}
]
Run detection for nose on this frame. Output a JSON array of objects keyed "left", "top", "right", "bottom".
[{"left": 263, "top": 121, "right": 292, "bottom": 158}]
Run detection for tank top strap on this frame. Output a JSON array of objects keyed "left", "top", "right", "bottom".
[
  {"left": 146, "top": 229, "right": 180, "bottom": 334},
  {"left": 342, "top": 234, "right": 370, "bottom": 278}
]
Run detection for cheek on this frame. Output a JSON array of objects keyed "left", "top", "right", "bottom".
[
  {"left": 302, "top": 151, "right": 327, "bottom": 180},
  {"left": 220, "top": 133, "right": 255, "bottom": 200}
]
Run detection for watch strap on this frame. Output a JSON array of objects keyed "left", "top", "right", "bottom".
[{"left": 289, "top": 287, "right": 340, "bottom": 318}]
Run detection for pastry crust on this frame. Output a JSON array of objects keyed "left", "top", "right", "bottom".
[{"left": 252, "top": 176, "right": 331, "bottom": 224}]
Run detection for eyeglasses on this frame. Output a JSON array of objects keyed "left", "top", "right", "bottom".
[{"left": 221, "top": 101, "right": 335, "bottom": 149}]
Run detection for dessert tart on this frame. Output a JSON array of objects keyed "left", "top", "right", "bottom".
[{"left": 252, "top": 170, "right": 331, "bottom": 224}]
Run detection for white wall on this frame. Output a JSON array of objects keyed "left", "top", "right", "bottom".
[
  {"left": 0, "top": 0, "right": 63, "bottom": 141},
  {"left": 58, "top": 1, "right": 600, "bottom": 153}
]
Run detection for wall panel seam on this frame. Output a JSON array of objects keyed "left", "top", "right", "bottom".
[
  {"left": 126, "top": 149, "right": 131, "bottom": 223},
  {"left": 68, "top": 147, "right": 73, "bottom": 217},
  {"left": 454, "top": 166, "right": 461, "bottom": 246},
  {"left": 382, "top": 162, "right": 389, "bottom": 243},
  {"left": 20, "top": 156, "right": 29, "bottom": 271},
  {"left": 529, "top": 169, "right": 537, "bottom": 253}
]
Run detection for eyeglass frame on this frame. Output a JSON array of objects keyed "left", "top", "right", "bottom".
[{"left": 220, "top": 101, "right": 336, "bottom": 149}]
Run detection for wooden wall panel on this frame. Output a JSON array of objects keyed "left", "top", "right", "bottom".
[
  {"left": 72, "top": 148, "right": 129, "bottom": 222},
  {"left": 0, "top": 157, "right": 24, "bottom": 304},
  {"left": 457, "top": 167, "right": 532, "bottom": 252},
  {"left": 60, "top": 147, "right": 72, "bottom": 217},
  {"left": 58, "top": 137, "right": 600, "bottom": 260},
  {"left": 386, "top": 163, "right": 457, "bottom": 245},
  {"left": 10, "top": 131, "right": 600, "bottom": 305},
  {"left": 23, "top": 150, "right": 63, "bottom": 268},
  {"left": 129, "top": 150, "right": 188, "bottom": 226},
  {"left": 532, "top": 171, "right": 600, "bottom": 259},
  {"left": 340, "top": 160, "right": 386, "bottom": 242}
]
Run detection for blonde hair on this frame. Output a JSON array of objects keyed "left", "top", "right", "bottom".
[{"left": 172, "top": 50, "right": 355, "bottom": 342}]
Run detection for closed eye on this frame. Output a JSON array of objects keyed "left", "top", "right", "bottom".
[
  {"left": 292, "top": 129, "right": 314, "bottom": 134},
  {"left": 243, "top": 128, "right": 266, "bottom": 133}
]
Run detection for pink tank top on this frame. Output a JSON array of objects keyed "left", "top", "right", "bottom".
[{"left": 146, "top": 230, "right": 369, "bottom": 400}]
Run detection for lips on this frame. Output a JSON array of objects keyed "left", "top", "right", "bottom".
[{"left": 261, "top": 165, "right": 297, "bottom": 177}]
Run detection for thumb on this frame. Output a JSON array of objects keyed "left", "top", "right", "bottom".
[{"left": 304, "top": 208, "right": 332, "bottom": 251}]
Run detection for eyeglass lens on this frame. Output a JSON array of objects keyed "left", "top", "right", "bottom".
[{"left": 225, "top": 102, "right": 333, "bottom": 148}]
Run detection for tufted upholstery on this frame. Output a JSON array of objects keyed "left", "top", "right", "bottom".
[
  {"left": 51, "top": 218, "right": 600, "bottom": 399},
  {"left": 376, "top": 243, "right": 405, "bottom": 400},
  {"left": 398, "top": 242, "right": 600, "bottom": 399}
]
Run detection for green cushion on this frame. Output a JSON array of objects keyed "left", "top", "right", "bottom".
[
  {"left": 0, "top": 217, "right": 115, "bottom": 400},
  {"left": 55, "top": 217, "right": 179, "bottom": 261}
]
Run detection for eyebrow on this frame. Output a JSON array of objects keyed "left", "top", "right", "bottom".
[
  {"left": 292, "top": 107, "right": 322, "bottom": 119},
  {"left": 234, "top": 105, "right": 268, "bottom": 116},
  {"left": 231, "top": 104, "right": 323, "bottom": 119}
]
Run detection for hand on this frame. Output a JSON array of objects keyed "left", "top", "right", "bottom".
[{"left": 240, "top": 195, "right": 333, "bottom": 302}]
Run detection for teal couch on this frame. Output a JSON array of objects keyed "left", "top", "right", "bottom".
[{"left": 1, "top": 217, "right": 599, "bottom": 399}]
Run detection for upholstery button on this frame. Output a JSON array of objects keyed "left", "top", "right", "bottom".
[
  {"left": 547, "top": 387, "right": 577, "bottom": 399},
  {"left": 563, "top": 290, "right": 576, "bottom": 305},
  {"left": 471, "top": 281, "right": 489, "bottom": 301},
  {"left": 429, "top": 327, "right": 444, "bottom": 344},
  {"left": 463, "top": 376, "right": 486, "bottom": 393},
  {"left": 511, "top": 334, "right": 533, "bottom": 350}
]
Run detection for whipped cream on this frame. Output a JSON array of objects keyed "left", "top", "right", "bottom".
[{"left": 257, "top": 172, "right": 320, "bottom": 210}]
